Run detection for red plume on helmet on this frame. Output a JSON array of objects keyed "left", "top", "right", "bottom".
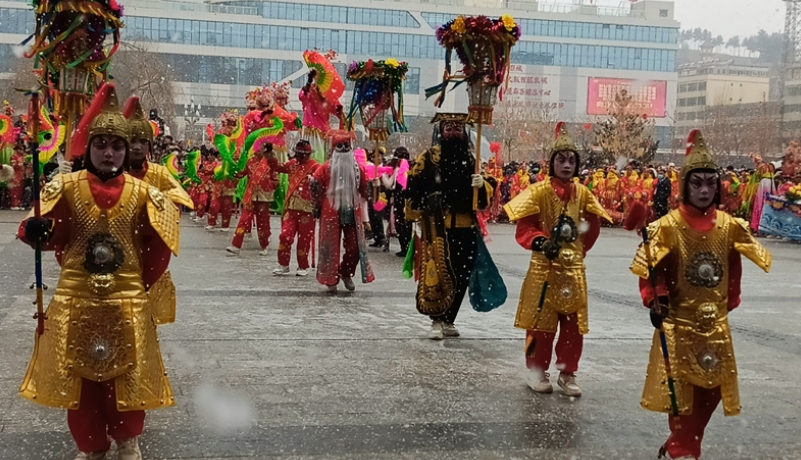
[
  {"left": 685, "top": 129, "right": 699, "bottom": 156},
  {"left": 70, "top": 83, "right": 115, "bottom": 159},
  {"left": 122, "top": 96, "right": 140, "bottom": 119},
  {"left": 554, "top": 121, "right": 566, "bottom": 138},
  {"left": 623, "top": 200, "right": 648, "bottom": 232}
]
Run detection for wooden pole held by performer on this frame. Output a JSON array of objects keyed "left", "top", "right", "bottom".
[
  {"left": 30, "top": 92, "right": 46, "bottom": 336},
  {"left": 472, "top": 123, "right": 482, "bottom": 210}
]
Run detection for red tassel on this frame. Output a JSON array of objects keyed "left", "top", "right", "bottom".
[
  {"left": 554, "top": 121, "right": 565, "bottom": 138},
  {"left": 685, "top": 129, "right": 699, "bottom": 156},
  {"left": 71, "top": 83, "right": 114, "bottom": 158},
  {"left": 122, "top": 96, "right": 139, "bottom": 119}
]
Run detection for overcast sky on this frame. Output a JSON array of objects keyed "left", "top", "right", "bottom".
[{"left": 571, "top": 0, "right": 787, "bottom": 39}]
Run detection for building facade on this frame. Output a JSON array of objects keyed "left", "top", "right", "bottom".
[{"left": 0, "top": 0, "right": 679, "bottom": 145}]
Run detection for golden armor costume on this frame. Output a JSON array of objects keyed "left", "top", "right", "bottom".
[
  {"left": 124, "top": 96, "right": 191, "bottom": 325},
  {"left": 19, "top": 170, "right": 180, "bottom": 411},
  {"left": 631, "top": 210, "right": 770, "bottom": 416},
  {"left": 504, "top": 122, "right": 610, "bottom": 396},
  {"left": 505, "top": 179, "right": 610, "bottom": 334},
  {"left": 630, "top": 129, "right": 771, "bottom": 460}
]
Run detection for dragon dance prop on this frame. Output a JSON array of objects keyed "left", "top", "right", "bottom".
[
  {"left": 346, "top": 58, "right": 408, "bottom": 200},
  {"left": 23, "top": 0, "right": 124, "bottom": 161},
  {"left": 427, "top": 15, "right": 520, "bottom": 209},
  {"left": 28, "top": 92, "right": 46, "bottom": 335}
]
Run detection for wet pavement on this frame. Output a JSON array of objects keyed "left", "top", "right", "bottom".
[{"left": 1, "top": 209, "right": 800, "bottom": 460}]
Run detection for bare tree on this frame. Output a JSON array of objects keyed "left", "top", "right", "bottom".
[
  {"left": 593, "top": 89, "right": 656, "bottom": 165},
  {"left": 0, "top": 57, "right": 40, "bottom": 111},
  {"left": 109, "top": 42, "right": 178, "bottom": 130},
  {"left": 491, "top": 99, "right": 559, "bottom": 163}
]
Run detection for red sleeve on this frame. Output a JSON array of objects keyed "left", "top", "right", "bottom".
[
  {"left": 514, "top": 214, "right": 544, "bottom": 250},
  {"left": 138, "top": 211, "right": 172, "bottom": 291},
  {"left": 18, "top": 200, "right": 73, "bottom": 264},
  {"left": 727, "top": 249, "right": 742, "bottom": 311},
  {"left": 358, "top": 165, "right": 369, "bottom": 200},
  {"left": 639, "top": 254, "right": 673, "bottom": 308},
  {"left": 582, "top": 213, "right": 601, "bottom": 255},
  {"left": 271, "top": 157, "right": 289, "bottom": 174}
]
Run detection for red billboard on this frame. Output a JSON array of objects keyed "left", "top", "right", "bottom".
[{"left": 587, "top": 78, "right": 667, "bottom": 117}]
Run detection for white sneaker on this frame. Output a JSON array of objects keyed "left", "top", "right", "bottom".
[
  {"left": 442, "top": 323, "right": 460, "bottom": 337},
  {"left": 326, "top": 284, "right": 338, "bottom": 293},
  {"left": 219, "top": 227, "right": 230, "bottom": 233},
  {"left": 428, "top": 320, "right": 444, "bottom": 340},
  {"left": 226, "top": 246, "right": 240, "bottom": 256},
  {"left": 296, "top": 268, "right": 308, "bottom": 277},
  {"left": 205, "top": 225, "right": 216, "bottom": 231},
  {"left": 115, "top": 437, "right": 142, "bottom": 460},
  {"left": 527, "top": 371, "right": 553, "bottom": 394},
  {"left": 189, "top": 211, "right": 197, "bottom": 218},
  {"left": 259, "top": 247, "right": 269, "bottom": 256},
  {"left": 272, "top": 266, "right": 290, "bottom": 276},
  {"left": 342, "top": 276, "right": 356, "bottom": 291},
  {"left": 674, "top": 456, "right": 696, "bottom": 460},
  {"left": 557, "top": 372, "right": 582, "bottom": 397},
  {"left": 74, "top": 452, "right": 107, "bottom": 460}
]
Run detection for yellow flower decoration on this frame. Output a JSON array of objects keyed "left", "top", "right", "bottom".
[
  {"left": 385, "top": 58, "right": 400, "bottom": 68},
  {"left": 452, "top": 16, "right": 466, "bottom": 34},
  {"left": 501, "top": 14, "right": 516, "bottom": 32}
]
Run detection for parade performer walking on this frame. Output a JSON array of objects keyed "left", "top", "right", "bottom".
[
  {"left": 629, "top": 130, "right": 771, "bottom": 460},
  {"left": 405, "top": 114, "right": 495, "bottom": 340},
  {"left": 271, "top": 140, "right": 319, "bottom": 276},
  {"left": 227, "top": 143, "right": 278, "bottom": 255},
  {"left": 193, "top": 149, "right": 217, "bottom": 222},
  {"left": 17, "top": 84, "right": 180, "bottom": 460},
  {"left": 504, "top": 123, "right": 611, "bottom": 396},
  {"left": 121, "top": 96, "right": 193, "bottom": 209},
  {"left": 311, "top": 130, "right": 373, "bottom": 291}
]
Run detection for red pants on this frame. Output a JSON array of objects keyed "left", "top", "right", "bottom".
[
  {"left": 664, "top": 386, "right": 721, "bottom": 459},
  {"left": 9, "top": 185, "right": 22, "bottom": 208},
  {"left": 194, "top": 191, "right": 210, "bottom": 217},
  {"left": 231, "top": 201, "right": 272, "bottom": 249},
  {"left": 338, "top": 223, "right": 360, "bottom": 279},
  {"left": 68, "top": 378, "right": 145, "bottom": 453},
  {"left": 208, "top": 195, "right": 234, "bottom": 228},
  {"left": 525, "top": 313, "right": 583, "bottom": 374},
  {"left": 277, "top": 209, "right": 315, "bottom": 269}
]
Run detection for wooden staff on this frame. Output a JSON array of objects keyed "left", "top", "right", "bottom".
[
  {"left": 472, "top": 122, "right": 483, "bottom": 210},
  {"left": 30, "top": 92, "right": 46, "bottom": 335}
]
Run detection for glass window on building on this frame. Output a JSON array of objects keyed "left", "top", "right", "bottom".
[{"left": 688, "top": 83, "right": 698, "bottom": 92}]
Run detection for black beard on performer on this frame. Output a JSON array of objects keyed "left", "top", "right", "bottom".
[{"left": 438, "top": 134, "right": 474, "bottom": 213}]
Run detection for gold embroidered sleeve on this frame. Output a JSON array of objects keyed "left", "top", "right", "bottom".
[
  {"left": 146, "top": 186, "right": 181, "bottom": 256},
  {"left": 160, "top": 170, "right": 194, "bottom": 209},
  {"left": 630, "top": 217, "right": 672, "bottom": 279},
  {"left": 583, "top": 190, "right": 612, "bottom": 222},
  {"left": 731, "top": 216, "right": 771, "bottom": 273},
  {"left": 503, "top": 183, "right": 541, "bottom": 222}
]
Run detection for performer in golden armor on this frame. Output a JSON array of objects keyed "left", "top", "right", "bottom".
[
  {"left": 17, "top": 83, "right": 180, "bottom": 460},
  {"left": 504, "top": 122, "right": 610, "bottom": 397},
  {"left": 630, "top": 129, "right": 771, "bottom": 460},
  {"left": 122, "top": 96, "right": 193, "bottom": 209}
]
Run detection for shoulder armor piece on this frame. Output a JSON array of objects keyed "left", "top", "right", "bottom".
[
  {"left": 147, "top": 186, "right": 181, "bottom": 256},
  {"left": 630, "top": 214, "right": 673, "bottom": 278},
  {"left": 578, "top": 185, "right": 612, "bottom": 222},
  {"left": 730, "top": 214, "right": 771, "bottom": 273},
  {"left": 28, "top": 173, "right": 72, "bottom": 218},
  {"left": 503, "top": 182, "right": 544, "bottom": 222}
]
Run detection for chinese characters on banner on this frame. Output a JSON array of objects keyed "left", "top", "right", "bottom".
[
  {"left": 587, "top": 78, "right": 667, "bottom": 117},
  {"left": 503, "top": 65, "right": 565, "bottom": 110}
]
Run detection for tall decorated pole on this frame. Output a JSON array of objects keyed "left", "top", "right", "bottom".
[
  {"left": 427, "top": 15, "right": 520, "bottom": 209},
  {"left": 23, "top": 0, "right": 124, "bottom": 161},
  {"left": 346, "top": 59, "right": 408, "bottom": 200},
  {"left": 28, "top": 92, "right": 46, "bottom": 335}
]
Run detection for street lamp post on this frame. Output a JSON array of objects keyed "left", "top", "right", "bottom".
[{"left": 184, "top": 98, "right": 202, "bottom": 146}]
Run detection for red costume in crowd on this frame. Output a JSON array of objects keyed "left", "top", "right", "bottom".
[
  {"left": 311, "top": 131, "right": 374, "bottom": 291},
  {"left": 9, "top": 149, "right": 25, "bottom": 209},
  {"left": 229, "top": 149, "right": 278, "bottom": 252},
  {"left": 194, "top": 158, "right": 217, "bottom": 219},
  {"left": 207, "top": 177, "right": 236, "bottom": 230},
  {"left": 272, "top": 141, "right": 319, "bottom": 274}
]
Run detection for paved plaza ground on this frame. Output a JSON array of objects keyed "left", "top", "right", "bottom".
[{"left": 1, "top": 209, "right": 800, "bottom": 459}]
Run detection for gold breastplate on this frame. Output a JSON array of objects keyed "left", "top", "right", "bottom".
[
  {"left": 58, "top": 173, "right": 146, "bottom": 298},
  {"left": 669, "top": 211, "right": 731, "bottom": 327}
]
